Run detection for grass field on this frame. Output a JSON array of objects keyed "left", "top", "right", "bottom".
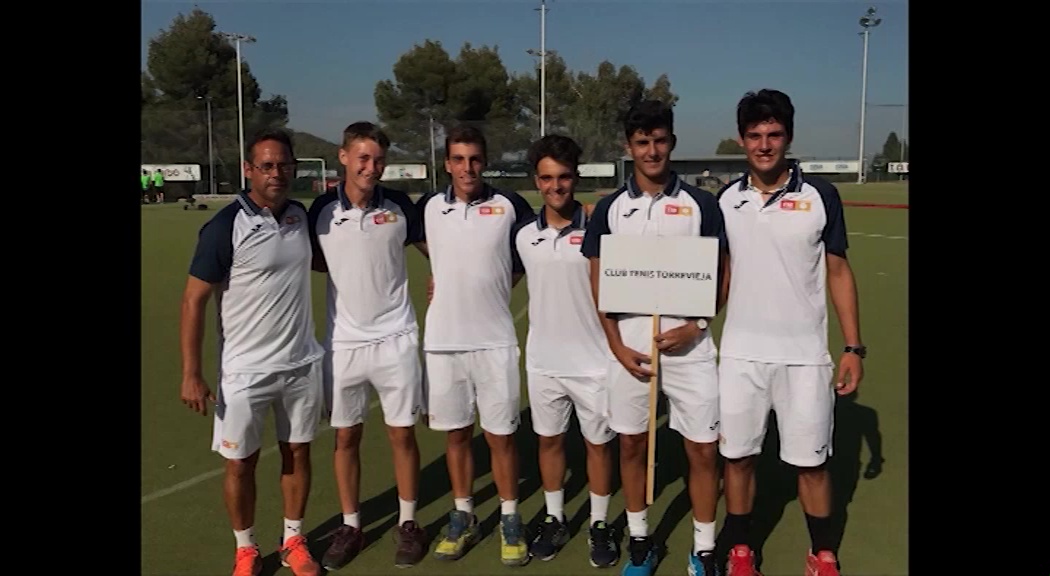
[{"left": 141, "top": 181, "right": 908, "bottom": 575}]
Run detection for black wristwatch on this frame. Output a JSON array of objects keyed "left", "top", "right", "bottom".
[{"left": 844, "top": 345, "right": 867, "bottom": 359}]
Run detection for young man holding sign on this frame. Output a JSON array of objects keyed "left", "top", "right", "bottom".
[
  {"left": 511, "top": 135, "right": 620, "bottom": 568},
  {"left": 716, "top": 90, "right": 863, "bottom": 576},
  {"left": 581, "top": 100, "right": 726, "bottom": 576}
]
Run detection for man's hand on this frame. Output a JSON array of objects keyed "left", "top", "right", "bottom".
[
  {"left": 427, "top": 275, "right": 434, "bottom": 304},
  {"left": 612, "top": 343, "right": 653, "bottom": 380},
  {"left": 835, "top": 352, "right": 863, "bottom": 395},
  {"left": 654, "top": 321, "right": 703, "bottom": 354},
  {"left": 181, "top": 375, "right": 215, "bottom": 416}
]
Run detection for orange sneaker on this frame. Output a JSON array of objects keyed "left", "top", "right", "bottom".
[
  {"left": 806, "top": 550, "right": 840, "bottom": 576},
  {"left": 280, "top": 535, "right": 321, "bottom": 576},
  {"left": 232, "top": 545, "right": 262, "bottom": 576},
  {"left": 726, "top": 544, "right": 762, "bottom": 576}
]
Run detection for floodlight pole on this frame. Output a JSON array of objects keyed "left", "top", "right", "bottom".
[
  {"left": 540, "top": 0, "right": 546, "bottom": 137},
  {"left": 197, "top": 95, "right": 215, "bottom": 195},
  {"left": 221, "top": 31, "right": 256, "bottom": 191},
  {"left": 856, "top": 8, "right": 880, "bottom": 184},
  {"left": 297, "top": 158, "right": 327, "bottom": 193},
  {"left": 429, "top": 114, "right": 438, "bottom": 192}
]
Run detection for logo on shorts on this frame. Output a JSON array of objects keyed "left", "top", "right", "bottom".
[
  {"left": 664, "top": 204, "right": 693, "bottom": 216},
  {"left": 709, "top": 420, "right": 719, "bottom": 431},
  {"left": 478, "top": 205, "right": 505, "bottom": 216},
  {"left": 815, "top": 444, "right": 827, "bottom": 455},
  {"left": 373, "top": 212, "right": 398, "bottom": 225},
  {"left": 221, "top": 439, "right": 239, "bottom": 450}
]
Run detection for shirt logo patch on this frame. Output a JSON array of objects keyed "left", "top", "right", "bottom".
[
  {"left": 780, "top": 200, "right": 811, "bottom": 211},
  {"left": 664, "top": 204, "right": 693, "bottom": 216},
  {"left": 569, "top": 234, "right": 583, "bottom": 245},
  {"left": 284, "top": 214, "right": 301, "bottom": 225},
  {"left": 479, "top": 205, "right": 505, "bottom": 216},
  {"left": 373, "top": 212, "right": 398, "bottom": 225}
]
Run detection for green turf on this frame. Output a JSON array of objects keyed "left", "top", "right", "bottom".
[{"left": 141, "top": 188, "right": 908, "bottom": 575}]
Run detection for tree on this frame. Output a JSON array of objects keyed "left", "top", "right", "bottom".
[
  {"left": 716, "top": 139, "right": 745, "bottom": 155},
  {"left": 375, "top": 42, "right": 681, "bottom": 163},
  {"left": 871, "top": 131, "right": 908, "bottom": 175},
  {"left": 140, "top": 8, "right": 290, "bottom": 189}
]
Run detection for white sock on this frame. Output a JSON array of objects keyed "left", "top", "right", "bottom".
[
  {"left": 454, "top": 497, "right": 473, "bottom": 515},
  {"left": 590, "top": 492, "right": 611, "bottom": 524},
  {"left": 283, "top": 518, "right": 303, "bottom": 542},
  {"left": 343, "top": 512, "right": 361, "bottom": 528},
  {"left": 693, "top": 519, "right": 716, "bottom": 553},
  {"left": 233, "top": 527, "right": 256, "bottom": 548},
  {"left": 627, "top": 509, "right": 648, "bottom": 538},
  {"left": 500, "top": 498, "right": 517, "bottom": 515},
  {"left": 398, "top": 498, "right": 416, "bottom": 525},
  {"left": 544, "top": 490, "right": 564, "bottom": 522}
]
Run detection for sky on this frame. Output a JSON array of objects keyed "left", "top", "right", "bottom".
[{"left": 141, "top": 0, "right": 908, "bottom": 160}]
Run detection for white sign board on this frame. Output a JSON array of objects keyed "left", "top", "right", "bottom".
[
  {"left": 887, "top": 162, "right": 909, "bottom": 174},
  {"left": 191, "top": 194, "right": 239, "bottom": 203},
  {"left": 296, "top": 169, "right": 339, "bottom": 178},
  {"left": 578, "top": 163, "right": 616, "bottom": 178},
  {"left": 141, "top": 164, "right": 202, "bottom": 182},
  {"left": 799, "top": 161, "right": 860, "bottom": 174},
  {"left": 598, "top": 235, "right": 719, "bottom": 318},
  {"left": 382, "top": 164, "right": 428, "bottom": 180}
]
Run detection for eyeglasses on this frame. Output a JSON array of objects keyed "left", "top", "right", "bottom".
[{"left": 249, "top": 161, "right": 298, "bottom": 174}]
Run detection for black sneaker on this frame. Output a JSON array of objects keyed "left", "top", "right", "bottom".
[
  {"left": 587, "top": 520, "right": 619, "bottom": 568},
  {"left": 321, "top": 524, "right": 364, "bottom": 570},
  {"left": 529, "top": 514, "right": 570, "bottom": 561},
  {"left": 624, "top": 536, "right": 656, "bottom": 573},
  {"left": 393, "top": 520, "right": 427, "bottom": 567}
]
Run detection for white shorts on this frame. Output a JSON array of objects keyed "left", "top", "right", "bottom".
[
  {"left": 527, "top": 372, "right": 616, "bottom": 445},
  {"left": 323, "top": 331, "right": 423, "bottom": 429},
  {"left": 718, "top": 357, "right": 835, "bottom": 468},
  {"left": 212, "top": 359, "right": 324, "bottom": 460},
  {"left": 424, "top": 346, "right": 520, "bottom": 435},
  {"left": 607, "top": 358, "right": 719, "bottom": 444}
]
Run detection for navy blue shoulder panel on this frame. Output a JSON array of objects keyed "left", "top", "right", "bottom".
[
  {"left": 580, "top": 187, "right": 625, "bottom": 259},
  {"left": 808, "top": 176, "right": 849, "bottom": 258},
  {"left": 414, "top": 190, "right": 442, "bottom": 243},
  {"left": 382, "top": 187, "right": 423, "bottom": 246},
  {"left": 188, "top": 200, "right": 239, "bottom": 284},
  {"left": 494, "top": 189, "right": 534, "bottom": 274}
]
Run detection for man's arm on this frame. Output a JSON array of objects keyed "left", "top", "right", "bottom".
[
  {"left": 589, "top": 256, "right": 625, "bottom": 350},
  {"left": 413, "top": 191, "right": 437, "bottom": 259},
  {"left": 306, "top": 191, "right": 336, "bottom": 273},
  {"left": 180, "top": 276, "right": 215, "bottom": 380},
  {"left": 827, "top": 254, "right": 861, "bottom": 344},
  {"left": 507, "top": 192, "right": 536, "bottom": 287}
]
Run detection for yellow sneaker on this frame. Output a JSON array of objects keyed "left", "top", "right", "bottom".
[
  {"left": 499, "top": 513, "right": 529, "bottom": 566},
  {"left": 433, "top": 510, "right": 480, "bottom": 560}
]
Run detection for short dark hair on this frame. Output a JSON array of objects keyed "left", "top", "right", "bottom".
[
  {"left": 623, "top": 100, "right": 674, "bottom": 141},
  {"left": 246, "top": 127, "right": 295, "bottom": 162},
  {"left": 444, "top": 124, "right": 487, "bottom": 162},
  {"left": 342, "top": 121, "right": 390, "bottom": 150},
  {"left": 736, "top": 89, "right": 795, "bottom": 140},
  {"left": 527, "top": 135, "right": 583, "bottom": 172}
]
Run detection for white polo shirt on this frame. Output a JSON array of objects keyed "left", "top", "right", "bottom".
[
  {"left": 717, "top": 162, "right": 849, "bottom": 365},
  {"left": 417, "top": 184, "right": 535, "bottom": 352},
  {"left": 308, "top": 183, "right": 423, "bottom": 350},
  {"left": 581, "top": 173, "right": 726, "bottom": 364},
  {"left": 513, "top": 202, "right": 612, "bottom": 377},
  {"left": 189, "top": 192, "right": 324, "bottom": 375}
]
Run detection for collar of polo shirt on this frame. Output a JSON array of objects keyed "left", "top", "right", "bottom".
[
  {"left": 237, "top": 190, "right": 291, "bottom": 219},
  {"left": 536, "top": 200, "right": 587, "bottom": 235},
  {"left": 443, "top": 182, "right": 496, "bottom": 204},
  {"left": 625, "top": 170, "right": 683, "bottom": 199},
  {"left": 336, "top": 181, "right": 386, "bottom": 211},
  {"left": 738, "top": 159, "right": 805, "bottom": 196}
]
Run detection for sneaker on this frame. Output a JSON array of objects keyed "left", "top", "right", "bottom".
[
  {"left": 587, "top": 520, "right": 619, "bottom": 568},
  {"left": 500, "top": 512, "right": 530, "bottom": 566},
  {"left": 433, "top": 510, "right": 481, "bottom": 560},
  {"left": 620, "top": 536, "right": 655, "bottom": 576},
  {"left": 393, "top": 520, "right": 427, "bottom": 567},
  {"left": 321, "top": 524, "right": 364, "bottom": 570},
  {"left": 726, "top": 545, "right": 762, "bottom": 576},
  {"left": 529, "top": 514, "right": 569, "bottom": 561},
  {"left": 279, "top": 534, "right": 321, "bottom": 576},
  {"left": 806, "top": 549, "right": 840, "bottom": 576},
  {"left": 231, "top": 545, "right": 262, "bottom": 576},
  {"left": 688, "top": 551, "right": 720, "bottom": 576}
]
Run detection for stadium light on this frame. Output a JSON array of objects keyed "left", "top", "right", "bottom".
[
  {"left": 220, "top": 31, "right": 256, "bottom": 191},
  {"left": 297, "top": 157, "right": 327, "bottom": 193},
  {"left": 856, "top": 7, "right": 881, "bottom": 184},
  {"left": 196, "top": 95, "right": 215, "bottom": 195},
  {"left": 526, "top": 0, "right": 551, "bottom": 138}
]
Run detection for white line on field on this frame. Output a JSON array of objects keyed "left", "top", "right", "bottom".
[{"left": 141, "top": 305, "right": 531, "bottom": 506}]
